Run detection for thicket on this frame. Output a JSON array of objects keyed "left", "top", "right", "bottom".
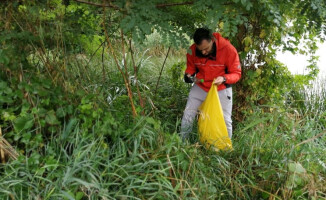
[{"left": 0, "top": 1, "right": 325, "bottom": 199}]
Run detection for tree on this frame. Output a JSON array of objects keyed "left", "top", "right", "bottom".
[{"left": 1, "top": 0, "right": 325, "bottom": 117}]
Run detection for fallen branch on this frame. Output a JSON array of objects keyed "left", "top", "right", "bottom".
[
  {"left": 295, "top": 130, "right": 326, "bottom": 148},
  {"left": 0, "top": 127, "right": 19, "bottom": 162},
  {"left": 242, "top": 184, "right": 282, "bottom": 200},
  {"left": 0, "top": 127, "right": 4, "bottom": 163}
]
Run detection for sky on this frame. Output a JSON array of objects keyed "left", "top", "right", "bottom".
[{"left": 276, "top": 42, "right": 326, "bottom": 77}]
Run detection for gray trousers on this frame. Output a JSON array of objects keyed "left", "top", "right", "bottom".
[{"left": 180, "top": 84, "right": 233, "bottom": 140}]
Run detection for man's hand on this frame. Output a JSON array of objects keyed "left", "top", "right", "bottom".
[
  {"left": 184, "top": 73, "right": 194, "bottom": 83},
  {"left": 213, "top": 76, "right": 226, "bottom": 85}
]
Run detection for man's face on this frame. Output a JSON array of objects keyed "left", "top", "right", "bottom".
[{"left": 196, "top": 39, "right": 214, "bottom": 56}]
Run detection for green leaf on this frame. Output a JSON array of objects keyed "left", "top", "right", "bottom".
[
  {"left": 288, "top": 162, "right": 306, "bottom": 174},
  {"left": 13, "top": 115, "right": 34, "bottom": 132},
  {"left": 0, "top": 49, "right": 10, "bottom": 65},
  {"left": 56, "top": 107, "right": 66, "bottom": 118},
  {"left": 0, "top": 81, "right": 7, "bottom": 90},
  {"left": 246, "top": 3, "right": 252, "bottom": 11},
  {"left": 75, "top": 192, "right": 84, "bottom": 200},
  {"left": 45, "top": 110, "right": 60, "bottom": 125},
  {"left": 21, "top": 132, "right": 32, "bottom": 144},
  {"left": 286, "top": 174, "right": 303, "bottom": 189}
]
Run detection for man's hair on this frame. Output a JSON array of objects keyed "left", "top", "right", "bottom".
[{"left": 193, "top": 27, "right": 212, "bottom": 45}]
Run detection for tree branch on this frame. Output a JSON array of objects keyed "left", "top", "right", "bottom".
[
  {"left": 156, "top": 1, "right": 194, "bottom": 8},
  {"left": 73, "top": 0, "right": 120, "bottom": 10},
  {"left": 102, "top": 3, "right": 137, "bottom": 117},
  {"left": 154, "top": 46, "right": 171, "bottom": 96},
  {"left": 129, "top": 39, "right": 145, "bottom": 113},
  {"left": 73, "top": 0, "right": 194, "bottom": 9}
]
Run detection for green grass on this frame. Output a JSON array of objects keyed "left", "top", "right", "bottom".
[
  {"left": 1, "top": 107, "right": 325, "bottom": 199},
  {"left": 1, "top": 80, "right": 326, "bottom": 200}
]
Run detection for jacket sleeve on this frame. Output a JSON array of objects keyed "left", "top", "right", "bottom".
[
  {"left": 185, "top": 48, "right": 197, "bottom": 75},
  {"left": 224, "top": 45, "right": 241, "bottom": 84}
]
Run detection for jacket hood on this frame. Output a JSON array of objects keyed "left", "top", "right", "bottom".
[{"left": 213, "top": 32, "right": 230, "bottom": 50}]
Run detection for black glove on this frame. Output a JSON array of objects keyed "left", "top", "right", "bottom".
[{"left": 184, "top": 74, "right": 194, "bottom": 83}]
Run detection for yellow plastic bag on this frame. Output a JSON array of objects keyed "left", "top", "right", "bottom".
[{"left": 198, "top": 84, "right": 232, "bottom": 150}]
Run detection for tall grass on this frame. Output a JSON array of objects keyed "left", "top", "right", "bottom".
[
  {"left": 302, "top": 75, "right": 326, "bottom": 116},
  {"left": 1, "top": 107, "right": 325, "bottom": 199}
]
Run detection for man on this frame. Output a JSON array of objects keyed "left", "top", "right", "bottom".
[{"left": 180, "top": 27, "right": 241, "bottom": 141}]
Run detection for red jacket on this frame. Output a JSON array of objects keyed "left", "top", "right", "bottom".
[{"left": 185, "top": 33, "right": 241, "bottom": 92}]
